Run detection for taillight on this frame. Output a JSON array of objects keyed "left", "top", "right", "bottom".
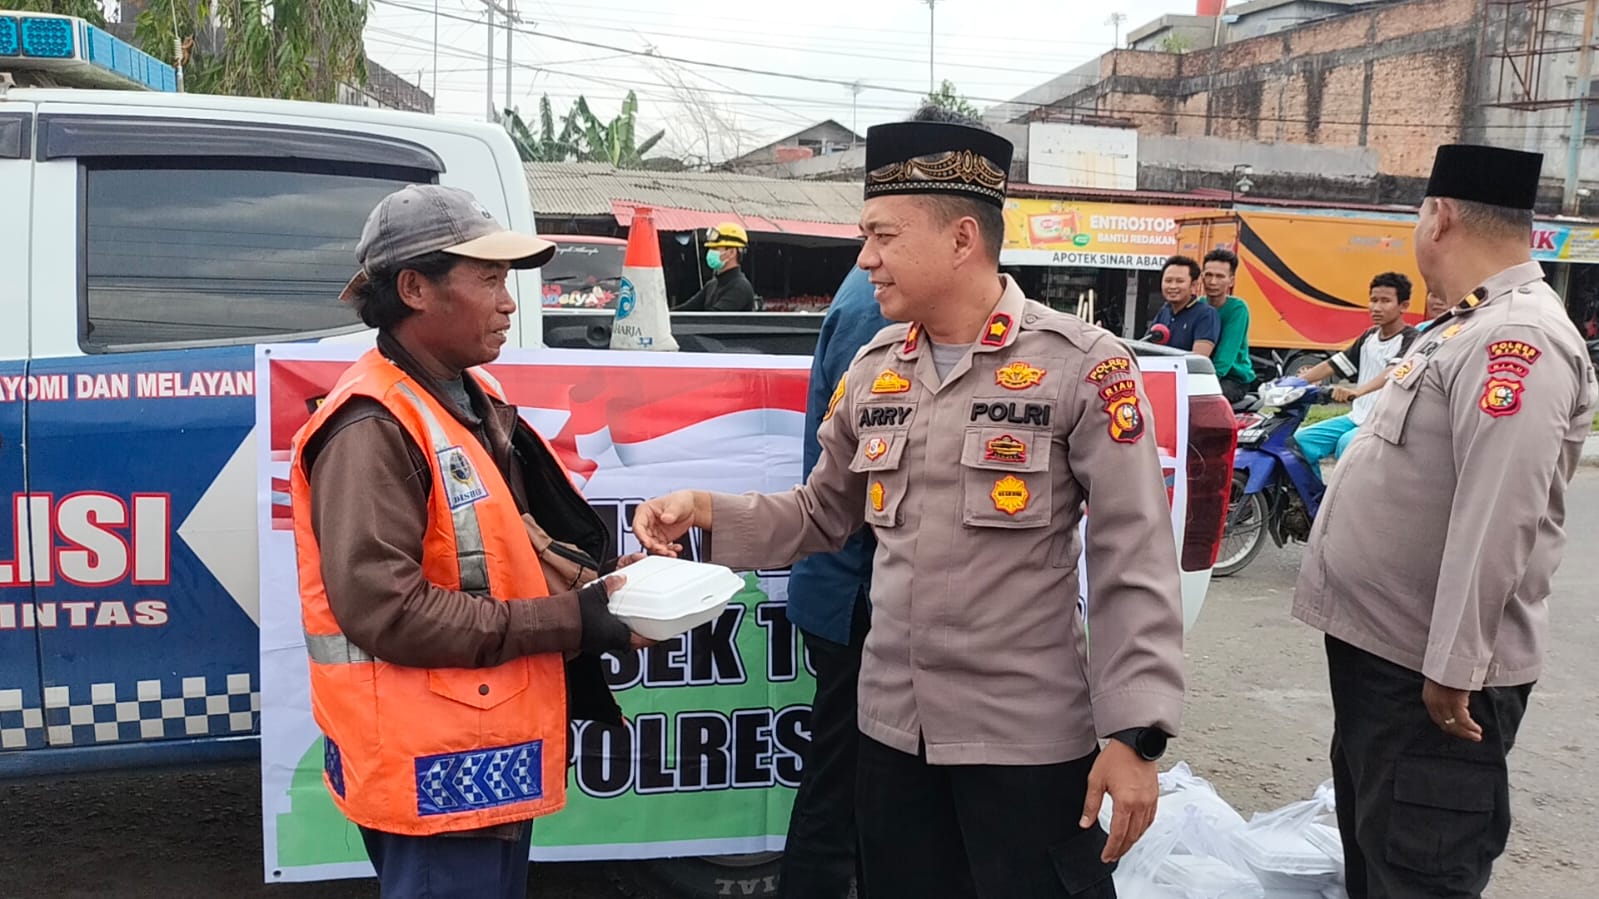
[{"left": 1183, "top": 394, "right": 1239, "bottom": 571}]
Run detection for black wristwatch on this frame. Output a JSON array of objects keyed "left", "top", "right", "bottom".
[{"left": 1109, "top": 727, "right": 1169, "bottom": 762}]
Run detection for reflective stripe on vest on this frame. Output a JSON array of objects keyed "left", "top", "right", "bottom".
[
  {"left": 305, "top": 631, "right": 373, "bottom": 665},
  {"left": 395, "top": 382, "right": 491, "bottom": 595},
  {"left": 303, "top": 380, "right": 494, "bottom": 666}
]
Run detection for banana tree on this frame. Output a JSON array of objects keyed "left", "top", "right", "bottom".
[
  {"left": 502, "top": 96, "right": 582, "bottom": 163},
  {"left": 566, "top": 92, "right": 665, "bottom": 168}
]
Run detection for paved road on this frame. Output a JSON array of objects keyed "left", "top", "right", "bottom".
[{"left": 3, "top": 473, "right": 1595, "bottom": 898}]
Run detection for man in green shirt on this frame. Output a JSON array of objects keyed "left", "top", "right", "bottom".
[{"left": 1201, "top": 248, "right": 1256, "bottom": 403}]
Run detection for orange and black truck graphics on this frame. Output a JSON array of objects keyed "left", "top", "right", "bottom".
[{"left": 1179, "top": 211, "right": 1427, "bottom": 351}]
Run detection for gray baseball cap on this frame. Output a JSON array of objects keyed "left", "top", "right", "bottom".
[{"left": 340, "top": 184, "right": 557, "bottom": 302}]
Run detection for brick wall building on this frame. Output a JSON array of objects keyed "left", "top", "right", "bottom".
[
  {"left": 997, "top": 0, "right": 1594, "bottom": 210},
  {"left": 1031, "top": 0, "right": 1478, "bottom": 180}
]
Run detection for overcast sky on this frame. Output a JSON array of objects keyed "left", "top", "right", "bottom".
[{"left": 363, "top": 0, "right": 1185, "bottom": 162}]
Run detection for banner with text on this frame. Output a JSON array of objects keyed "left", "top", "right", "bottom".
[
  {"left": 1002, "top": 199, "right": 1209, "bottom": 269},
  {"left": 256, "top": 345, "right": 1189, "bottom": 882}
]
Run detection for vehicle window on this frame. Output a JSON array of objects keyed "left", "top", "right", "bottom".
[
  {"left": 542, "top": 241, "right": 625, "bottom": 309},
  {"left": 82, "top": 165, "right": 422, "bottom": 350}
]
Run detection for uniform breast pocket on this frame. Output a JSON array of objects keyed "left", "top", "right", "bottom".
[
  {"left": 958, "top": 426, "right": 1053, "bottom": 529},
  {"left": 849, "top": 430, "right": 909, "bottom": 528},
  {"left": 1364, "top": 356, "right": 1427, "bottom": 446}
]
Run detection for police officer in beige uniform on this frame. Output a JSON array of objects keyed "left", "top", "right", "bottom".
[
  {"left": 635, "top": 121, "right": 1184, "bottom": 898},
  {"left": 1294, "top": 145, "right": 1598, "bottom": 899}
]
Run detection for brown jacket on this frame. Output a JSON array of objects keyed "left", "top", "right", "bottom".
[
  {"left": 302, "top": 333, "right": 623, "bottom": 669},
  {"left": 1294, "top": 261, "right": 1598, "bottom": 689},
  {"left": 708, "top": 277, "right": 1186, "bottom": 766}
]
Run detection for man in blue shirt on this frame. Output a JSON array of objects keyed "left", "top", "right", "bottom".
[
  {"left": 1151, "top": 255, "right": 1220, "bottom": 354},
  {"left": 777, "top": 264, "right": 888, "bottom": 898}
]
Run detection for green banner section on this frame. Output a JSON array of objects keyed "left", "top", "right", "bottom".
[{"left": 275, "top": 574, "right": 813, "bottom": 865}]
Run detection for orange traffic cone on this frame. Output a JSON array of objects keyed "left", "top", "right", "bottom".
[{"left": 610, "top": 206, "right": 679, "bottom": 352}]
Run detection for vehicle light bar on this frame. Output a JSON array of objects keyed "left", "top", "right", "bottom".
[{"left": 0, "top": 11, "right": 177, "bottom": 92}]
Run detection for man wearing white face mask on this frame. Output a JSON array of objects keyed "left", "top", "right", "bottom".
[{"left": 675, "top": 221, "right": 758, "bottom": 311}]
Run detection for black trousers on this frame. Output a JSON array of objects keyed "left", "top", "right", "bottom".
[
  {"left": 1325, "top": 636, "right": 1532, "bottom": 899},
  {"left": 359, "top": 824, "right": 531, "bottom": 899},
  {"left": 855, "top": 735, "right": 1116, "bottom": 899},
  {"left": 1220, "top": 374, "right": 1252, "bottom": 404},
  {"left": 777, "top": 593, "right": 870, "bottom": 899}
]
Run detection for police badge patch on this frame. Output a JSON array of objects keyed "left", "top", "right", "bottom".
[
  {"left": 438, "top": 446, "right": 491, "bottom": 509},
  {"left": 1479, "top": 376, "right": 1525, "bottom": 418},
  {"left": 1099, "top": 380, "right": 1145, "bottom": 444}
]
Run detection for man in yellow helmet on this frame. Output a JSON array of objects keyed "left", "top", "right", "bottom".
[{"left": 675, "top": 221, "right": 758, "bottom": 311}]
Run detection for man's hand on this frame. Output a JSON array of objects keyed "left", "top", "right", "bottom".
[
  {"left": 631, "top": 491, "right": 704, "bottom": 557},
  {"left": 1080, "top": 739, "right": 1159, "bottom": 863},
  {"left": 1423, "top": 678, "right": 1483, "bottom": 742},
  {"left": 1330, "top": 386, "right": 1357, "bottom": 404}
]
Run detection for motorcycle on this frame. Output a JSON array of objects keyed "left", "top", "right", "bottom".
[{"left": 1214, "top": 378, "right": 1333, "bottom": 577}]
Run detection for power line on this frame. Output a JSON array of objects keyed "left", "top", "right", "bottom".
[
  {"left": 528, "top": 1, "right": 1125, "bottom": 51},
  {"left": 371, "top": 0, "right": 1592, "bottom": 132},
  {"left": 525, "top": 10, "right": 1104, "bottom": 75}
]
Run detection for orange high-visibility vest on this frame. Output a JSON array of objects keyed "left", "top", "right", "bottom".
[{"left": 290, "top": 349, "right": 567, "bottom": 835}]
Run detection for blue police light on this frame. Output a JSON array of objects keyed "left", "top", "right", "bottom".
[
  {"left": 18, "top": 13, "right": 71, "bottom": 58},
  {"left": 0, "top": 16, "right": 19, "bottom": 57},
  {"left": 0, "top": 12, "right": 176, "bottom": 91}
]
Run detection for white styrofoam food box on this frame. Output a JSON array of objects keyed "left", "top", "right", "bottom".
[{"left": 605, "top": 556, "right": 744, "bottom": 641}]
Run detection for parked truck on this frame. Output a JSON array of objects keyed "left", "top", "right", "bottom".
[
  {"left": 1181, "top": 208, "right": 1599, "bottom": 376},
  {"left": 0, "top": 12, "right": 1236, "bottom": 898},
  {"left": 1178, "top": 210, "right": 1427, "bottom": 375}
]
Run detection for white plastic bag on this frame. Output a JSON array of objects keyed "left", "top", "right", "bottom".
[
  {"left": 1232, "top": 780, "right": 1343, "bottom": 892},
  {"left": 1113, "top": 802, "right": 1264, "bottom": 899},
  {"left": 1099, "top": 761, "right": 1248, "bottom": 834}
]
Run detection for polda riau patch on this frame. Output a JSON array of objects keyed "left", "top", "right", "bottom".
[
  {"left": 1099, "top": 380, "right": 1145, "bottom": 444},
  {"left": 438, "top": 446, "right": 490, "bottom": 509},
  {"left": 1479, "top": 376, "right": 1525, "bottom": 418}
]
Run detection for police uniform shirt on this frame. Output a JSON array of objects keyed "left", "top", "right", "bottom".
[
  {"left": 704, "top": 276, "right": 1186, "bottom": 766},
  {"left": 1294, "top": 261, "right": 1598, "bottom": 689}
]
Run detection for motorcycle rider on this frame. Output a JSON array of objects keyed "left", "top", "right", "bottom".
[{"left": 1292, "top": 272, "right": 1420, "bottom": 468}]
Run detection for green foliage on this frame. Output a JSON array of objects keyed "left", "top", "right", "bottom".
[
  {"left": 7, "top": 0, "right": 107, "bottom": 27},
  {"left": 505, "top": 91, "right": 668, "bottom": 168},
  {"left": 1159, "top": 33, "right": 1194, "bottom": 55},
  {"left": 133, "top": 0, "right": 368, "bottom": 103},
  {"left": 923, "top": 79, "right": 980, "bottom": 119}
]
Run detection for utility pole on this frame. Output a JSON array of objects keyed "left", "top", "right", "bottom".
[
  {"left": 1106, "top": 12, "right": 1128, "bottom": 49},
  {"left": 923, "top": 0, "right": 939, "bottom": 94},
  {"left": 1566, "top": 0, "right": 1598, "bottom": 215},
  {"left": 504, "top": 0, "right": 519, "bottom": 114},
  {"left": 432, "top": 0, "right": 439, "bottom": 103},
  {"left": 480, "top": 0, "right": 521, "bottom": 121},
  {"left": 485, "top": 2, "right": 495, "bottom": 121},
  {"left": 850, "top": 81, "right": 864, "bottom": 146}
]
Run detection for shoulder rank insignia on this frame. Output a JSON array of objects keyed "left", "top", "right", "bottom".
[
  {"left": 902, "top": 323, "right": 922, "bottom": 354},
  {"left": 871, "top": 370, "right": 912, "bottom": 394},
  {"left": 823, "top": 374, "right": 847, "bottom": 421},
  {"left": 981, "top": 313, "right": 1013, "bottom": 347}
]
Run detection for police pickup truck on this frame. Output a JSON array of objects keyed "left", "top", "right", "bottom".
[{"left": 0, "top": 12, "right": 1235, "bottom": 898}]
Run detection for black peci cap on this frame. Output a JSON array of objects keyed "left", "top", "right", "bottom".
[
  {"left": 1425, "top": 144, "right": 1543, "bottom": 211},
  {"left": 863, "top": 121, "right": 1014, "bottom": 208}
]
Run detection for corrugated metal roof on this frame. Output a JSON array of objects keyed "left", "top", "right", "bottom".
[{"left": 526, "top": 162, "right": 863, "bottom": 226}]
